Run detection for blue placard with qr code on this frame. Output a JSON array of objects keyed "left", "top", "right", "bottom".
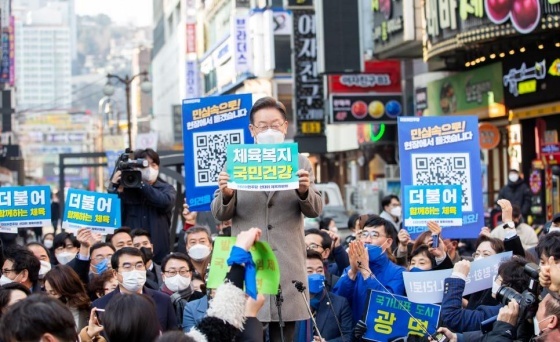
[
  {"left": 363, "top": 290, "right": 441, "bottom": 341},
  {"left": 0, "top": 186, "right": 51, "bottom": 234},
  {"left": 182, "top": 94, "right": 253, "bottom": 211},
  {"left": 403, "top": 185, "right": 462, "bottom": 227},
  {"left": 398, "top": 116, "right": 483, "bottom": 239},
  {"left": 62, "top": 189, "right": 121, "bottom": 235}
]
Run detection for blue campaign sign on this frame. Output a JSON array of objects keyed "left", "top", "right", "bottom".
[
  {"left": 0, "top": 186, "right": 51, "bottom": 234},
  {"left": 404, "top": 184, "right": 463, "bottom": 226},
  {"left": 182, "top": 93, "right": 253, "bottom": 211},
  {"left": 62, "top": 189, "right": 121, "bottom": 234},
  {"left": 398, "top": 116, "right": 484, "bottom": 239},
  {"left": 364, "top": 290, "right": 441, "bottom": 341}
]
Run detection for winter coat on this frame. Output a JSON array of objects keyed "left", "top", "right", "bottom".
[
  {"left": 498, "top": 179, "right": 532, "bottom": 216},
  {"left": 211, "top": 154, "right": 323, "bottom": 322}
]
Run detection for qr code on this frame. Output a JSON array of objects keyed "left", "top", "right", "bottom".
[
  {"left": 411, "top": 153, "right": 472, "bottom": 212},
  {"left": 193, "top": 129, "right": 243, "bottom": 186}
]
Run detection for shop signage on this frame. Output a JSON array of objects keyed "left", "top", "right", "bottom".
[
  {"left": 292, "top": 10, "right": 325, "bottom": 134},
  {"left": 328, "top": 60, "right": 402, "bottom": 94},
  {"left": 426, "top": 63, "right": 504, "bottom": 117},
  {"left": 415, "top": 87, "right": 428, "bottom": 116},
  {"left": 232, "top": 16, "right": 251, "bottom": 74},
  {"left": 186, "top": 23, "right": 196, "bottom": 54},
  {"left": 502, "top": 50, "right": 560, "bottom": 109},
  {"left": 285, "top": 0, "right": 313, "bottom": 8},
  {"left": 478, "top": 122, "right": 501, "bottom": 149},
  {"left": 372, "top": 0, "right": 405, "bottom": 54},
  {"left": 424, "top": 0, "right": 560, "bottom": 61},
  {"left": 330, "top": 94, "right": 403, "bottom": 124}
]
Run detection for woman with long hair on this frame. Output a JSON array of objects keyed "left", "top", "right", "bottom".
[{"left": 44, "top": 264, "right": 91, "bottom": 330}]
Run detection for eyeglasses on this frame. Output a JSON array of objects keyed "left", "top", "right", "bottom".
[
  {"left": 1, "top": 268, "right": 16, "bottom": 275},
  {"left": 93, "top": 255, "right": 113, "bottom": 263},
  {"left": 164, "top": 269, "right": 192, "bottom": 277},
  {"left": 119, "top": 262, "right": 146, "bottom": 272},
  {"left": 306, "top": 243, "right": 323, "bottom": 251},
  {"left": 359, "top": 231, "right": 386, "bottom": 239},
  {"left": 252, "top": 122, "right": 286, "bottom": 132}
]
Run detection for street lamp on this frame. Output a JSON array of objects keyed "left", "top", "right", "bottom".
[{"left": 102, "top": 71, "right": 152, "bottom": 149}]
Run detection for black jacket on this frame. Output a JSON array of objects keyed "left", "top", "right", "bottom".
[
  {"left": 113, "top": 179, "right": 177, "bottom": 264},
  {"left": 498, "top": 179, "right": 532, "bottom": 216}
]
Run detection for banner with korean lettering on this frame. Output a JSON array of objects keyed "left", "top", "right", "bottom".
[
  {"left": 0, "top": 186, "right": 51, "bottom": 234},
  {"left": 182, "top": 94, "right": 252, "bottom": 211},
  {"left": 232, "top": 15, "right": 251, "bottom": 75},
  {"left": 404, "top": 185, "right": 462, "bottom": 226},
  {"left": 403, "top": 252, "right": 512, "bottom": 304},
  {"left": 363, "top": 290, "right": 441, "bottom": 341},
  {"left": 226, "top": 143, "right": 299, "bottom": 191},
  {"left": 62, "top": 189, "right": 121, "bottom": 234},
  {"left": 398, "top": 116, "right": 484, "bottom": 239}
]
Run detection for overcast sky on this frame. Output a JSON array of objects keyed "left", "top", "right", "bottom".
[{"left": 75, "top": 0, "right": 153, "bottom": 26}]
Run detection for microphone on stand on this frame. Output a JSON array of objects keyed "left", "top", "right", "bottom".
[{"left": 292, "top": 280, "right": 323, "bottom": 341}]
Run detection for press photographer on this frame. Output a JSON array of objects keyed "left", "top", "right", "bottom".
[{"left": 108, "top": 148, "right": 177, "bottom": 264}]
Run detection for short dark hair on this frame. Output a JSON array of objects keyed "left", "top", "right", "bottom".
[
  {"left": 512, "top": 205, "right": 522, "bottom": 220},
  {"left": 306, "top": 250, "right": 323, "bottom": 264},
  {"left": 43, "top": 265, "right": 91, "bottom": 310},
  {"left": 363, "top": 215, "right": 397, "bottom": 242},
  {"left": 538, "top": 231, "right": 560, "bottom": 260},
  {"left": 25, "top": 242, "right": 52, "bottom": 261},
  {"left": 249, "top": 96, "right": 287, "bottom": 124},
  {"left": 0, "top": 283, "right": 30, "bottom": 317},
  {"left": 475, "top": 235, "right": 505, "bottom": 254},
  {"left": 304, "top": 228, "right": 332, "bottom": 250},
  {"left": 131, "top": 229, "right": 152, "bottom": 243},
  {"left": 381, "top": 195, "right": 400, "bottom": 208},
  {"left": 103, "top": 293, "right": 161, "bottom": 342},
  {"left": 52, "top": 232, "right": 79, "bottom": 250},
  {"left": 111, "top": 247, "right": 144, "bottom": 270},
  {"left": 161, "top": 253, "right": 194, "bottom": 273},
  {"left": 0, "top": 294, "right": 77, "bottom": 342},
  {"left": 3, "top": 246, "right": 40, "bottom": 286},
  {"left": 108, "top": 227, "right": 133, "bottom": 246},
  {"left": 347, "top": 213, "right": 360, "bottom": 230},
  {"left": 319, "top": 217, "right": 333, "bottom": 230},
  {"left": 409, "top": 245, "right": 436, "bottom": 269},
  {"left": 185, "top": 226, "right": 211, "bottom": 243},
  {"left": 90, "top": 242, "right": 116, "bottom": 257},
  {"left": 134, "top": 148, "right": 160, "bottom": 166},
  {"left": 498, "top": 256, "right": 531, "bottom": 294}
]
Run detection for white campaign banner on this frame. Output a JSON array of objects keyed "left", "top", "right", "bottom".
[{"left": 403, "top": 251, "right": 513, "bottom": 304}]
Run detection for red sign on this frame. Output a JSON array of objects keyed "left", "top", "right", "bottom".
[
  {"left": 328, "top": 60, "right": 401, "bottom": 94},
  {"left": 186, "top": 23, "right": 196, "bottom": 54}
]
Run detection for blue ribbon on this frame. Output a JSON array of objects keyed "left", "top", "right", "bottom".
[{"left": 227, "top": 246, "right": 258, "bottom": 300}]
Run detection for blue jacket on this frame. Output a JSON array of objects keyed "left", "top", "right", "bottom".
[
  {"left": 92, "top": 286, "right": 177, "bottom": 331},
  {"left": 441, "top": 277, "right": 502, "bottom": 332},
  {"left": 294, "top": 291, "right": 353, "bottom": 342},
  {"left": 333, "top": 253, "right": 405, "bottom": 323},
  {"left": 182, "top": 295, "right": 208, "bottom": 332}
]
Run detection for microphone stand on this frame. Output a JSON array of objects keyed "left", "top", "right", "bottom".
[
  {"left": 275, "top": 284, "right": 285, "bottom": 342},
  {"left": 293, "top": 280, "right": 323, "bottom": 341}
]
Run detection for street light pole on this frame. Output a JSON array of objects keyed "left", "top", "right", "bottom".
[{"left": 103, "top": 71, "right": 151, "bottom": 150}]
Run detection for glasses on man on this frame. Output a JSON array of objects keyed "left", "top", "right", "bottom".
[
  {"left": 252, "top": 121, "right": 286, "bottom": 132},
  {"left": 119, "top": 262, "right": 146, "bottom": 272},
  {"left": 164, "top": 269, "right": 192, "bottom": 277},
  {"left": 306, "top": 243, "right": 323, "bottom": 251},
  {"left": 93, "top": 255, "right": 114, "bottom": 263},
  {"left": 359, "top": 231, "right": 386, "bottom": 239},
  {"left": 1, "top": 268, "right": 16, "bottom": 276}
]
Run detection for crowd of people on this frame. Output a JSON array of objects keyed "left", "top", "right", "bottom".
[{"left": 0, "top": 97, "right": 557, "bottom": 341}]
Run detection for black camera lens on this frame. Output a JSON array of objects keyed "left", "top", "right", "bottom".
[{"left": 496, "top": 286, "right": 523, "bottom": 306}]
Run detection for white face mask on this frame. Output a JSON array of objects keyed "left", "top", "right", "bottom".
[
  {"left": 255, "top": 129, "right": 285, "bottom": 144},
  {"left": 188, "top": 244, "right": 211, "bottom": 261},
  {"left": 534, "top": 315, "right": 553, "bottom": 336},
  {"left": 550, "top": 225, "right": 560, "bottom": 233},
  {"left": 389, "top": 206, "right": 402, "bottom": 217},
  {"left": 43, "top": 240, "right": 53, "bottom": 249},
  {"left": 509, "top": 173, "right": 519, "bottom": 182},
  {"left": 39, "top": 260, "right": 52, "bottom": 279},
  {"left": 491, "top": 279, "right": 500, "bottom": 297},
  {"left": 120, "top": 270, "right": 146, "bottom": 293},
  {"left": 164, "top": 274, "right": 191, "bottom": 292},
  {"left": 56, "top": 252, "right": 75, "bottom": 265},
  {"left": 142, "top": 167, "right": 159, "bottom": 183}
]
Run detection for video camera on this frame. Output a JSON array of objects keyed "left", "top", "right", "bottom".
[
  {"left": 113, "top": 149, "right": 148, "bottom": 188},
  {"left": 482, "top": 262, "right": 540, "bottom": 333}
]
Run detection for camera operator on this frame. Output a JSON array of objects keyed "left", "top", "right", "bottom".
[{"left": 108, "top": 148, "right": 177, "bottom": 264}]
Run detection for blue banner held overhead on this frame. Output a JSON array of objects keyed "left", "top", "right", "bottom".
[
  {"left": 398, "top": 116, "right": 484, "bottom": 239},
  {"left": 0, "top": 186, "right": 51, "bottom": 234},
  {"left": 182, "top": 94, "right": 253, "bottom": 211},
  {"left": 62, "top": 189, "right": 121, "bottom": 234},
  {"left": 363, "top": 290, "right": 441, "bottom": 341}
]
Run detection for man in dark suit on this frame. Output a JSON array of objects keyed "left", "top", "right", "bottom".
[
  {"left": 131, "top": 229, "right": 163, "bottom": 290},
  {"left": 92, "top": 247, "right": 177, "bottom": 331},
  {"left": 295, "top": 251, "right": 353, "bottom": 342}
]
